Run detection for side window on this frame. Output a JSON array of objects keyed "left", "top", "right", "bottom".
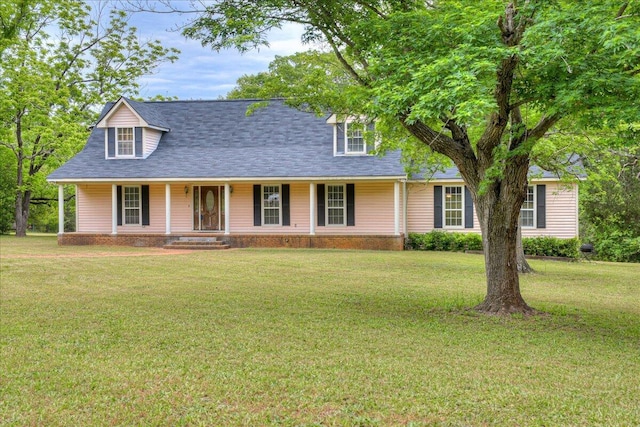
[
  {"left": 444, "top": 186, "right": 463, "bottom": 227},
  {"left": 520, "top": 185, "right": 535, "bottom": 228},
  {"left": 262, "top": 185, "right": 281, "bottom": 225},
  {"left": 123, "top": 186, "right": 141, "bottom": 225},
  {"left": 327, "top": 184, "right": 346, "bottom": 225}
]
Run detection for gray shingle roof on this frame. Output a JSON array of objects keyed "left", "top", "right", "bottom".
[{"left": 48, "top": 99, "right": 406, "bottom": 181}]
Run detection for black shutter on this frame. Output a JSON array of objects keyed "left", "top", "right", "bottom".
[
  {"left": 108, "top": 128, "right": 116, "bottom": 157},
  {"left": 141, "top": 185, "right": 150, "bottom": 226},
  {"left": 117, "top": 185, "right": 122, "bottom": 226},
  {"left": 336, "top": 123, "right": 345, "bottom": 154},
  {"left": 135, "top": 127, "right": 143, "bottom": 158},
  {"left": 536, "top": 184, "right": 546, "bottom": 228},
  {"left": 317, "top": 184, "right": 325, "bottom": 226},
  {"left": 282, "top": 184, "right": 290, "bottom": 226},
  {"left": 434, "top": 185, "right": 443, "bottom": 228},
  {"left": 253, "top": 185, "right": 261, "bottom": 226},
  {"left": 346, "top": 183, "right": 355, "bottom": 226},
  {"left": 464, "top": 186, "right": 474, "bottom": 228}
]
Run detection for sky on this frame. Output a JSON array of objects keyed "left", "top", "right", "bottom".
[{"left": 123, "top": 4, "right": 307, "bottom": 100}]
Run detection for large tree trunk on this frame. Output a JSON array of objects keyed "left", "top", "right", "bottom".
[{"left": 471, "top": 167, "right": 537, "bottom": 316}]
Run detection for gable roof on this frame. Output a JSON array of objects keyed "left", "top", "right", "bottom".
[
  {"left": 95, "top": 97, "right": 171, "bottom": 131},
  {"left": 49, "top": 99, "right": 406, "bottom": 182}
]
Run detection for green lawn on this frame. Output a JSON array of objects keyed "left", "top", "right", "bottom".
[{"left": 1, "top": 235, "right": 639, "bottom": 426}]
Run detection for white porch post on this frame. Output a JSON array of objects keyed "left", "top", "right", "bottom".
[
  {"left": 403, "top": 180, "right": 408, "bottom": 237},
  {"left": 58, "top": 185, "right": 64, "bottom": 234},
  {"left": 111, "top": 184, "right": 118, "bottom": 234},
  {"left": 224, "top": 183, "right": 230, "bottom": 235},
  {"left": 394, "top": 181, "right": 400, "bottom": 236},
  {"left": 165, "top": 184, "right": 171, "bottom": 235},
  {"left": 309, "top": 182, "right": 316, "bottom": 235}
]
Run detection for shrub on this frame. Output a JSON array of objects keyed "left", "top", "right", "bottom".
[
  {"left": 592, "top": 232, "right": 640, "bottom": 263},
  {"left": 407, "top": 232, "right": 580, "bottom": 259}
]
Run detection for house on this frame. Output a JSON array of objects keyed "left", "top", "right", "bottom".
[{"left": 47, "top": 98, "right": 580, "bottom": 250}]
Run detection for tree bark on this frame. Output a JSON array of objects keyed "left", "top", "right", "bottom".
[
  {"left": 473, "top": 188, "right": 536, "bottom": 315},
  {"left": 517, "top": 225, "right": 534, "bottom": 273},
  {"left": 14, "top": 189, "right": 30, "bottom": 237}
]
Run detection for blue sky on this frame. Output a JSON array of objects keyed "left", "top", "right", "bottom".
[{"left": 126, "top": 6, "right": 306, "bottom": 100}]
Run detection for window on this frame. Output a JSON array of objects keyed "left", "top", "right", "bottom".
[
  {"left": 123, "top": 186, "right": 140, "bottom": 225},
  {"left": 262, "top": 185, "right": 280, "bottom": 225},
  {"left": 346, "top": 123, "right": 366, "bottom": 154},
  {"left": 444, "top": 186, "right": 463, "bottom": 227},
  {"left": 117, "top": 127, "right": 134, "bottom": 156},
  {"left": 520, "top": 185, "right": 535, "bottom": 227},
  {"left": 327, "top": 184, "right": 345, "bottom": 225}
]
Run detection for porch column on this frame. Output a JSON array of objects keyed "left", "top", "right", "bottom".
[
  {"left": 224, "top": 183, "right": 230, "bottom": 235},
  {"left": 165, "top": 184, "right": 171, "bottom": 235},
  {"left": 394, "top": 181, "right": 400, "bottom": 236},
  {"left": 403, "top": 180, "right": 408, "bottom": 237},
  {"left": 58, "top": 185, "right": 64, "bottom": 234},
  {"left": 111, "top": 184, "right": 118, "bottom": 234},
  {"left": 309, "top": 182, "right": 316, "bottom": 235}
]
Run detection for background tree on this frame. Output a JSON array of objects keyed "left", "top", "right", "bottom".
[{"left": 0, "top": 0, "right": 178, "bottom": 236}]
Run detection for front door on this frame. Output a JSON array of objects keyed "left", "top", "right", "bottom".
[{"left": 193, "top": 186, "right": 225, "bottom": 231}]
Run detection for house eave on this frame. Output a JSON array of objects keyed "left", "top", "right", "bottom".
[{"left": 48, "top": 175, "right": 407, "bottom": 184}]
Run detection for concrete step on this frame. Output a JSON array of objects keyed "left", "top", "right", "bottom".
[
  {"left": 164, "top": 236, "right": 230, "bottom": 250},
  {"left": 163, "top": 243, "right": 230, "bottom": 250}
]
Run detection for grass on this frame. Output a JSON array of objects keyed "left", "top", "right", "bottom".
[{"left": 1, "top": 235, "right": 639, "bottom": 426}]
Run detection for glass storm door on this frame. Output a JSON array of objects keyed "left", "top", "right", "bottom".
[{"left": 193, "top": 186, "right": 225, "bottom": 231}]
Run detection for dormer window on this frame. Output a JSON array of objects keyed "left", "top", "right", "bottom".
[
  {"left": 346, "top": 123, "right": 366, "bottom": 154},
  {"left": 328, "top": 114, "right": 377, "bottom": 157},
  {"left": 117, "top": 128, "right": 134, "bottom": 156}
]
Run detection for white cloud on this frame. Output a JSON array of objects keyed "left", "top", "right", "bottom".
[{"left": 129, "top": 9, "right": 307, "bottom": 100}]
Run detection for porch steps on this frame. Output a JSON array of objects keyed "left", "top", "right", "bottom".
[{"left": 163, "top": 236, "right": 230, "bottom": 250}]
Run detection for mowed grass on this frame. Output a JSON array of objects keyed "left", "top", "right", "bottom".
[{"left": 1, "top": 236, "right": 639, "bottom": 426}]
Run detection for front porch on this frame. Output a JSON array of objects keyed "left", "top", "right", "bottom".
[{"left": 57, "top": 233, "right": 405, "bottom": 251}]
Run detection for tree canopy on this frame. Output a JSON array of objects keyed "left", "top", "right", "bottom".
[{"left": 0, "top": 0, "right": 179, "bottom": 236}]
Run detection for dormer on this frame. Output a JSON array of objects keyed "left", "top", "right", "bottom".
[
  {"left": 326, "top": 114, "right": 377, "bottom": 156},
  {"left": 96, "top": 97, "right": 170, "bottom": 159}
]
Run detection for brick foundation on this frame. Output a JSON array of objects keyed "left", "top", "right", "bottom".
[{"left": 57, "top": 233, "right": 405, "bottom": 251}]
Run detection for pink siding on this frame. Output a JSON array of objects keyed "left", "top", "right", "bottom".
[
  {"left": 143, "top": 129, "right": 162, "bottom": 157},
  {"left": 170, "top": 184, "right": 194, "bottom": 232},
  {"left": 229, "top": 182, "right": 399, "bottom": 235},
  {"left": 406, "top": 181, "right": 579, "bottom": 238},
  {"left": 76, "top": 184, "right": 112, "bottom": 233},
  {"left": 105, "top": 105, "right": 141, "bottom": 127}
]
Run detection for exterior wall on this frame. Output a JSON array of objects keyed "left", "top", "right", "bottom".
[
  {"left": 117, "top": 184, "right": 165, "bottom": 233},
  {"left": 105, "top": 105, "right": 140, "bottom": 127},
  {"left": 406, "top": 180, "right": 579, "bottom": 238},
  {"left": 143, "top": 128, "right": 162, "bottom": 158},
  {"left": 76, "top": 184, "right": 112, "bottom": 233},
  {"left": 170, "top": 184, "right": 194, "bottom": 232}
]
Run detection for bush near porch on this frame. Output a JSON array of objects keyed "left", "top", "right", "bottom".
[{"left": 407, "top": 231, "right": 580, "bottom": 259}]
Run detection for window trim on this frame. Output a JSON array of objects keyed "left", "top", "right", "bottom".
[
  {"left": 261, "top": 184, "right": 281, "bottom": 226},
  {"left": 345, "top": 122, "right": 366, "bottom": 154},
  {"left": 443, "top": 185, "right": 464, "bottom": 229},
  {"left": 520, "top": 185, "right": 536, "bottom": 228},
  {"left": 116, "top": 127, "right": 135, "bottom": 157},
  {"left": 326, "top": 183, "right": 346, "bottom": 226},
  {"left": 122, "top": 185, "right": 141, "bottom": 226}
]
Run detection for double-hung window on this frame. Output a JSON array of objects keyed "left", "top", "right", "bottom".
[
  {"left": 520, "top": 185, "right": 535, "bottom": 227},
  {"left": 262, "top": 185, "right": 281, "bottom": 225},
  {"left": 327, "top": 184, "right": 346, "bottom": 225},
  {"left": 444, "top": 186, "right": 463, "bottom": 227},
  {"left": 117, "top": 128, "right": 134, "bottom": 156},
  {"left": 345, "top": 123, "right": 365, "bottom": 154},
  {"left": 123, "top": 186, "right": 141, "bottom": 225}
]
